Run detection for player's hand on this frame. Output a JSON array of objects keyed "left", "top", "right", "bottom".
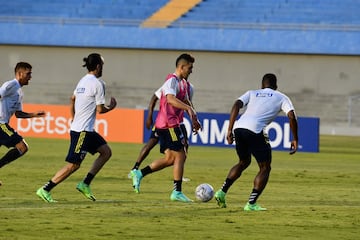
[
  {"left": 289, "top": 140, "right": 298, "bottom": 155},
  {"left": 107, "top": 97, "right": 117, "bottom": 110},
  {"left": 192, "top": 118, "right": 202, "bottom": 135},
  {"left": 226, "top": 131, "right": 234, "bottom": 144}
]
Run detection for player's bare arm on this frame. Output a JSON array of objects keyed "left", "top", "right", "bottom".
[
  {"left": 15, "top": 110, "right": 45, "bottom": 118},
  {"left": 146, "top": 94, "right": 158, "bottom": 129},
  {"left": 70, "top": 95, "right": 76, "bottom": 120},
  {"left": 227, "top": 100, "right": 243, "bottom": 144},
  {"left": 287, "top": 110, "right": 299, "bottom": 154}
]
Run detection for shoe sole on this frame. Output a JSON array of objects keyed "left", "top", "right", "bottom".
[
  {"left": 36, "top": 190, "right": 56, "bottom": 203},
  {"left": 76, "top": 187, "right": 96, "bottom": 201},
  {"left": 215, "top": 196, "right": 226, "bottom": 208}
]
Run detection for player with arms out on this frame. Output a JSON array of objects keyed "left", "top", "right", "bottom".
[
  {"left": 131, "top": 53, "right": 201, "bottom": 202},
  {"left": 214, "top": 73, "right": 298, "bottom": 211},
  {"left": 0, "top": 62, "right": 45, "bottom": 186},
  {"left": 36, "top": 53, "right": 117, "bottom": 202}
]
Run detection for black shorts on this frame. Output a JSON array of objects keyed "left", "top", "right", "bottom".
[
  {"left": 65, "top": 130, "right": 107, "bottom": 164},
  {"left": 234, "top": 128, "right": 271, "bottom": 163},
  {"left": 156, "top": 126, "right": 185, "bottom": 154},
  {"left": 180, "top": 123, "right": 188, "bottom": 142},
  {"left": 149, "top": 125, "right": 159, "bottom": 140},
  {"left": 0, "top": 123, "right": 23, "bottom": 148}
]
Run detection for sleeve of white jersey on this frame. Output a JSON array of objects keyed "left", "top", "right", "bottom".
[
  {"left": 162, "top": 77, "right": 177, "bottom": 96},
  {"left": 281, "top": 95, "right": 295, "bottom": 114},
  {"left": 95, "top": 80, "right": 106, "bottom": 105},
  {"left": 154, "top": 86, "right": 162, "bottom": 99},
  {"left": 238, "top": 90, "right": 251, "bottom": 106},
  {"left": 189, "top": 83, "right": 194, "bottom": 101}
]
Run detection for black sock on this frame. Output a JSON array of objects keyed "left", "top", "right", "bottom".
[
  {"left": 43, "top": 180, "right": 57, "bottom": 192},
  {"left": 140, "top": 166, "right": 152, "bottom": 177},
  {"left": 221, "top": 178, "right": 235, "bottom": 193},
  {"left": 83, "top": 173, "right": 95, "bottom": 185},
  {"left": 173, "top": 180, "right": 182, "bottom": 192},
  {"left": 0, "top": 148, "right": 22, "bottom": 168},
  {"left": 132, "top": 162, "right": 140, "bottom": 170},
  {"left": 248, "top": 188, "right": 262, "bottom": 204}
]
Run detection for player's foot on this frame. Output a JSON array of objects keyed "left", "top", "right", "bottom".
[
  {"left": 243, "top": 202, "right": 267, "bottom": 211},
  {"left": 214, "top": 190, "right": 227, "bottom": 208},
  {"left": 0, "top": 180, "right": 2, "bottom": 186},
  {"left": 130, "top": 169, "right": 143, "bottom": 193},
  {"left": 170, "top": 190, "right": 193, "bottom": 203},
  {"left": 76, "top": 182, "right": 96, "bottom": 201},
  {"left": 36, "top": 187, "right": 57, "bottom": 203}
]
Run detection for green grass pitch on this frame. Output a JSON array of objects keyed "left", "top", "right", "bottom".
[{"left": 0, "top": 135, "right": 359, "bottom": 240}]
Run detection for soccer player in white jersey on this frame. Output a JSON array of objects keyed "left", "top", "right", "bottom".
[
  {"left": 36, "top": 53, "right": 117, "bottom": 202},
  {"left": 214, "top": 73, "right": 298, "bottom": 211},
  {"left": 0, "top": 62, "right": 45, "bottom": 186}
]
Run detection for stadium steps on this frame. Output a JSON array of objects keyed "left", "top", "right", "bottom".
[{"left": 141, "top": 0, "right": 203, "bottom": 28}]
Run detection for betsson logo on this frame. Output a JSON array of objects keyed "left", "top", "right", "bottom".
[{"left": 16, "top": 112, "right": 108, "bottom": 136}]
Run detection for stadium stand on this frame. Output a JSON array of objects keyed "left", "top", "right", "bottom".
[
  {"left": 173, "top": 0, "right": 360, "bottom": 25},
  {"left": 0, "top": 0, "right": 359, "bottom": 55},
  {"left": 0, "top": 0, "right": 359, "bottom": 128}
]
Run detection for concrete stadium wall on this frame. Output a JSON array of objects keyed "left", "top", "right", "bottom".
[
  {"left": 1, "top": 23, "right": 360, "bottom": 55},
  {"left": 0, "top": 45, "right": 360, "bottom": 135}
]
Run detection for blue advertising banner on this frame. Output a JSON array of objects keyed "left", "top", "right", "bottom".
[{"left": 143, "top": 111, "right": 319, "bottom": 153}]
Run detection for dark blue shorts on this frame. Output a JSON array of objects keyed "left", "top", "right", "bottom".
[
  {"left": 0, "top": 123, "right": 23, "bottom": 148},
  {"left": 65, "top": 130, "right": 107, "bottom": 164},
  {"left": 149, "top": 125, "right": 159, "bottom": 140},
  {"left": 180, "top": 123, "right": 188, "bottom": 142},
  {"left": 234, "top": 128, "right": 271, "bottom": 163},
  {"left": 156, "top": 126, "right": 185, "bottom": 154}
]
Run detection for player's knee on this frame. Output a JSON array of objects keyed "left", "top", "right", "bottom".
[
  {"left": 69, "top": 163, "right": 81, "bottom": 173},
  {"left": 100, "top": 146, "right": 112, "bottom": 159},
  {"left": 16, "top": 140, "right": 29, "bottom": 155}
]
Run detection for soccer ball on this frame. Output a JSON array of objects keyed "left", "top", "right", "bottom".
[{"left": 195, "top": 183, "right": 214, "bottom": 202}]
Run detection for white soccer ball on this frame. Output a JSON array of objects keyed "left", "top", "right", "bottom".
[{"left": 195, "top": 183, "right": 214, "bottom": 202}]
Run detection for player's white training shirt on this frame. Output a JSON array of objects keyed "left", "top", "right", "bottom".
[
  {"left": 0, "top": 79, "right": 23, "bottom": 124},
  {"left": 70, "top": 74, "right": 106, "bottom": 132},
  {"left": 233, "top": 88, "right": 295, "bottom": 133}
]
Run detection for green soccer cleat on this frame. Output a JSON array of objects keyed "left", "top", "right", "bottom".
[
  {"left": 243, "top": 202, "right": 267, "bottom": 211},
  {"left": 130, "top": 169, "right": 143, "bottom": 193},
  {"left": 214, "top": 190, "right": 227, "bottom": 208},
  {"left": 76, "top": 182, "right": 96, "bottom": 201},
  {"left": 36, "top": 187, "right": 57, "bottom": 203},
  {"left": 170, "top": 190, "right": 193, "bottom": 203}
]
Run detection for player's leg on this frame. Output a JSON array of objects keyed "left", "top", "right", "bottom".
[
  {"left": 132, "top": 134, "right": 159, "bottom": 170},
  {"left": 170, "top": 149, "right": 193, "bottom": 202},
  {"left": 0, "top": 124, "right": 28, "bottom": 168},
  {"left": 36, "top": 131, "right": 85, "bottom": 202},
  {"left": 215, "top": 128, "right": 251, "bottom": 207},
  {"left": 36, "top": 162, "right": 81, "bottom": 203},
  {"left": 244, "top": 131, "right": 271, "bottom": 211},
  {"left": 77, "top": 132, "right": 110, "bottom": 201}
]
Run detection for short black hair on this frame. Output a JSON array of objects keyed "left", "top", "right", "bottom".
[
  {"left": 82, "top": 53, "right": 103, "bottom": 71},
  {"left": 14, "top": 62, "right": 32, "bottom": 74},
  {"left": 262, "top": 73, "right": 277, "bottom": 89},
  {"left": 175, "top": 53, "right": 195, "bottom": 67}
]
